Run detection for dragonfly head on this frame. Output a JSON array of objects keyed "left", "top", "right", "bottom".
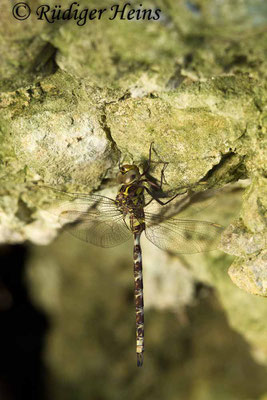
[{"left": 117, "top": 164, "right": 141, "bottom": 184}]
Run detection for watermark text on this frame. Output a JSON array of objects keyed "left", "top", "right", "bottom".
[{"left": 12, "top": 2, "right": 161, "bottom": 25}]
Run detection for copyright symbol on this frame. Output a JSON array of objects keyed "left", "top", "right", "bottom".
[{"left": 12, "top": 2, "right": 31, "bottom": 20}]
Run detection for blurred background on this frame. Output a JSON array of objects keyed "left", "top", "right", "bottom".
[
  {"left": 0, "top": 0, "right": 267, "bottom": 399},
  {"left": 1, "top": 187, "right": 267, "bottom": 400}
]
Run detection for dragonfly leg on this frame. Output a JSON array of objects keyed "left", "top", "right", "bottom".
[
  {"left": 144, "top": 186, "right": 188, "bottom": 206},
  {"left": 141, "top": 141, "right": 154, "bottom": 177},
  {"left": 133, "top": 233, "right": 145, "bottom": 367}
]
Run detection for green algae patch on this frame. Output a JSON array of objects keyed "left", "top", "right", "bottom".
[
  {"left": 0, "top": 71, "right": 118, "bottom": 243},
  {"left": 39, "top": 0, "right": 183, "bottom": 92},
  {"left": 1, "top": 71, "right": 115, "bottom": 188},
  {"left": 105, "top": 76, "right": 256, "bottom": 188},
  {"left": 228, "top": 251, "right": 267, "bottom": 297}
]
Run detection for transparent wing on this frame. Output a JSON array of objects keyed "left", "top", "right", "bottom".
[
  {"left": 144, "top": 212, "right": 223, "bottom": 254},
  {"left": 41, "top": 186, "right": 131, "bottom": 247}
]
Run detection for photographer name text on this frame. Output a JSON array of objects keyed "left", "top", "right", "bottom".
[{"left": 12, "top": 2, "right": 162, "bottom": 25}]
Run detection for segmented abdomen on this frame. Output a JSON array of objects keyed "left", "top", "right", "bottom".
[{"left": 133, "top": 233, "right": 144, "bottom": 367}]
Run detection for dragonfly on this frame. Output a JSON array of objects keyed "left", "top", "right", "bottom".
[{"left": 40, "top": 143, "right": 223, "bottom": 367}]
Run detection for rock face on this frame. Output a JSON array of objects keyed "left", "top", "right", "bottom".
[{"left": 0, "top": 0, "right": 266, "bottom": 397}]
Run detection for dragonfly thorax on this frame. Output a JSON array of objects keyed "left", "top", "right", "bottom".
[
  {"left": 116, "top": 184, "right": 145, "bottom": 212},
  {"left": 115, "top": 183, "right": 146, "bottom": 233}
]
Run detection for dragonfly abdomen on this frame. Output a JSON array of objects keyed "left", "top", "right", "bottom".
[{"left": 133, "top": 232, "right": 145, "bottom": 367}]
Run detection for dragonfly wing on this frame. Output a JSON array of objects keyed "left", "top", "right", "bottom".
[
  {"left": 61, "top": 213, "right": 131, "bottom": 247},
  {"left": 144, "top": 212, "right": 223, "bottom": 254},
  {"left": 41, "top": 187, "right": 132, "bottom": 247}
]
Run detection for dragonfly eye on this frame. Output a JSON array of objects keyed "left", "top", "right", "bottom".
[
  {"left": 125, "top": 171, "right": 139, "bottom": 183},
  {"left": 117, "top": 165, "right": 140, "bottom": 183}
]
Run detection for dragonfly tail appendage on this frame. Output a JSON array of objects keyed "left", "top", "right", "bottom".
[
  {"left": 133, "top": 233, "right": 145, "bottom": 367},
  {"left": 137, "top": 352, "right": 144, "bottom": 367}
]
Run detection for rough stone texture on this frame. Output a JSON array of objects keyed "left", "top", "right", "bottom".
[
  {"left": 228, "top": 250, "right": 267, "bottom": 296},
  {"left": 0, "top": 0, "right": 267, "bottom": 397}
]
